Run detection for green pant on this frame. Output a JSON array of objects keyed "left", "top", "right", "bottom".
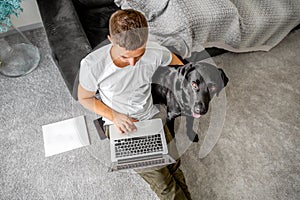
[
  {"left": 137, "top": 124, "right": 192, "bottom": 200},
  {"left": 105, "top": 115, "right": 192, "bottom": 200}
]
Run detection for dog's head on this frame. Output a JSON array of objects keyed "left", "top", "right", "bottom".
[{"left": 177, "top": 62, "right": 229, "bottom": 118}]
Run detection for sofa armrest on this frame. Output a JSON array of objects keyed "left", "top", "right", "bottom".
[{"left": 37, "top": 0, "right": 92, "bottom": 99}]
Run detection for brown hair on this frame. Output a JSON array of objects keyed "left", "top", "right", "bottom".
[{"left": 109, "top": 9, "right": 148, "bottom": 50}]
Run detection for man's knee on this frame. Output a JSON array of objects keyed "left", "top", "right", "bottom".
[{"left": 153, "top": 175, "right": 188, "bottom": 200}]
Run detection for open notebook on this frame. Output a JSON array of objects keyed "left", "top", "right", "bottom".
[{"left": 42, "top": 115, "right": 90, "bottom": 157}]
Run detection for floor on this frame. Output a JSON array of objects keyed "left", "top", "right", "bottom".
[{"left": 0, "top": 27, "right": 299, "bottom": 200}]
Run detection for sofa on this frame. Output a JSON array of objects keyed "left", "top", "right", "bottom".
[
  {"left": 36, "top": 0, "right": 229, "bottom": 99},
  {"left": 36, "top": 0, "right": 300, "bottom": 99}
]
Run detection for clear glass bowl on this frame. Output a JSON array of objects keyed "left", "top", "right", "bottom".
[{"left": 0, "top": 26, "right": 40, "bottom": 77}]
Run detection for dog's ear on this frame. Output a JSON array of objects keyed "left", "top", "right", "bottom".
[
  {"left": 178, "top": 63, "right": 195, "bottom": 82},
  {"left": 218, "top": 68, "right": 229, "bottom": 87},
  {"left": 180, "top": 63, "right": 192, "bottom": 76},
  {"left": 184, "top": 64, "right": 195, "bottom": 80}
]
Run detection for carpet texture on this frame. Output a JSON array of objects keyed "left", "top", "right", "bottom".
[{"left": 0, "top": 28, "right": 299, "bottom": 200}]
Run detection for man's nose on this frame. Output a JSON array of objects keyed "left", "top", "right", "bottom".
[{"left": 129, "top": 58, "right": 137, "bottom": 66}]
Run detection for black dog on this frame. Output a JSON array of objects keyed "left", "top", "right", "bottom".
[{"left": 151, "top": 62, "right": 229, "bottom": 142}]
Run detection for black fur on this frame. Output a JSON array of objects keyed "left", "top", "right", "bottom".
[{"left": 151, "top": 62, "right": 229, "bottom": 142}]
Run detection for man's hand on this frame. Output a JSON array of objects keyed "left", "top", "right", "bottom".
[
  {"left": 169, "top": 53, "right": 184, "bottom": 66},
  {"left": 112, "top": 111, "right": 138, "bottom": 134}
]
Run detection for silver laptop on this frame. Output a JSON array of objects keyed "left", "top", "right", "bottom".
[{"left": 108, "top": 118, "right": 176, "bottom": 172}]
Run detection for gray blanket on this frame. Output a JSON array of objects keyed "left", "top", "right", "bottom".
[{"left": 115, "top": 0, "right": 300, "bottom": 58}]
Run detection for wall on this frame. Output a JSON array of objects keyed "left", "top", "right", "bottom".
[{"left": 10, "top": 0, "right": 42, "bottom": 30}]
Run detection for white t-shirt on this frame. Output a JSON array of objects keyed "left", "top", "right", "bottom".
[{"left": 79, "top": 41, "right": 172, "bottom": 125}]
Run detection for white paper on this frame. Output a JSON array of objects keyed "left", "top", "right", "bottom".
[{"left": 42, "top": 115, "right": 90, "bottom": 157}]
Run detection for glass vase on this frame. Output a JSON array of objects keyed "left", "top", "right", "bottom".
[{"left": 0, "top": 25, "right": 40, "bottom": 77}]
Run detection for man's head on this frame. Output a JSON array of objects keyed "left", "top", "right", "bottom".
[
  {"left": 109, "top": 9, "right": 148, "bottom": 51},
  {"left": 108, "top": 9, "right": 148, "bottom": 67}
]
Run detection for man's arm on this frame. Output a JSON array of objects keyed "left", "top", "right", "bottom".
[
  {"left": 78, "top": 84, "right": 113, "bottom": 119},
  {"left": 78, "top": 84, "right": 137, "bottom": 133}
]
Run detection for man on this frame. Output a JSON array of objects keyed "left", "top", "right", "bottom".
[{"left": 78, "top": 9, "right": 192, "bottom": 200}]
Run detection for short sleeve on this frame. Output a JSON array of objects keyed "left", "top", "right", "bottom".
[
  {"left": 159, "top": 45, "right": 172, "bottom": 66},
  {"left": 79, "top": 59, "right": 98, "bottom": 92}
]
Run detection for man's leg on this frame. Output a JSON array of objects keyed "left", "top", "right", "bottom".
[
  {"left": 138, "top": 160, "right": 189, "bottom": 200},
  {"left": 164, "top": 125, "right": 192, "bottom": 200},
  {"left": 137, "top": 123, "right": 192, "bottom": 200}
]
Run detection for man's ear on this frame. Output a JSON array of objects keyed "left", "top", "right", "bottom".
[{"left": 107, "top": 35, "right": 113, "bottom": 44}]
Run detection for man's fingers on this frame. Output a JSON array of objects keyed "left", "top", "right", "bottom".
[
  {"left": 124, "top": 121, "right": 137, "bottom": 133},
  {"left": 117, "top": 122, "right": 134, "bottom": 133},
  {"left": 122, "top": 117, "right": 136, "bottom": 132},
  {"left": 113, "top": 112, "right": 138, "bottom": 133},
  {"left": 118, "top": 120, "right": 136, "bottom": 133},
  {"left": 116, "top": 126, "right": 124, "bottom": 134}
]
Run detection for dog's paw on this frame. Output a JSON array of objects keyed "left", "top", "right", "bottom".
[{"left": 187, "top": 131, "right": 199, "bottom": 142}]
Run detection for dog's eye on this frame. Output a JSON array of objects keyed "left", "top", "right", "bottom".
[{"left": 191, "top": 81, "right": 199, "bottom": 90}]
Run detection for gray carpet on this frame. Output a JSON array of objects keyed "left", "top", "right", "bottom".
[{"left": 0, "top": 28, "right": 299, "bottom": 200}]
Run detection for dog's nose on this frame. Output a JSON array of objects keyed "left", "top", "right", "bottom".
[
  {"left": 194, "top": 105, "right": 201, "bottom": 113},
  {"left": 195, "top": 103, "right": 207, "bottom": 114}
]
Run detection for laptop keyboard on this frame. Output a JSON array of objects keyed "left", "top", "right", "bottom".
[{"left": 114, "top": 134, "right": 163, "bottom": 158}]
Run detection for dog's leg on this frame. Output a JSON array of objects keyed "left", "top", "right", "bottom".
[
  {"left": 166, "top": 118, "right": 176, "bottom": 139},
  {"left": 165, "top": 92, "right": 181, "bottom": 139},
  {"left": 186, "top": 116, "right": 199, "bottom": 142},
  {"left": 166, "top": 107, "right": 179, "bottom": 139}
]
